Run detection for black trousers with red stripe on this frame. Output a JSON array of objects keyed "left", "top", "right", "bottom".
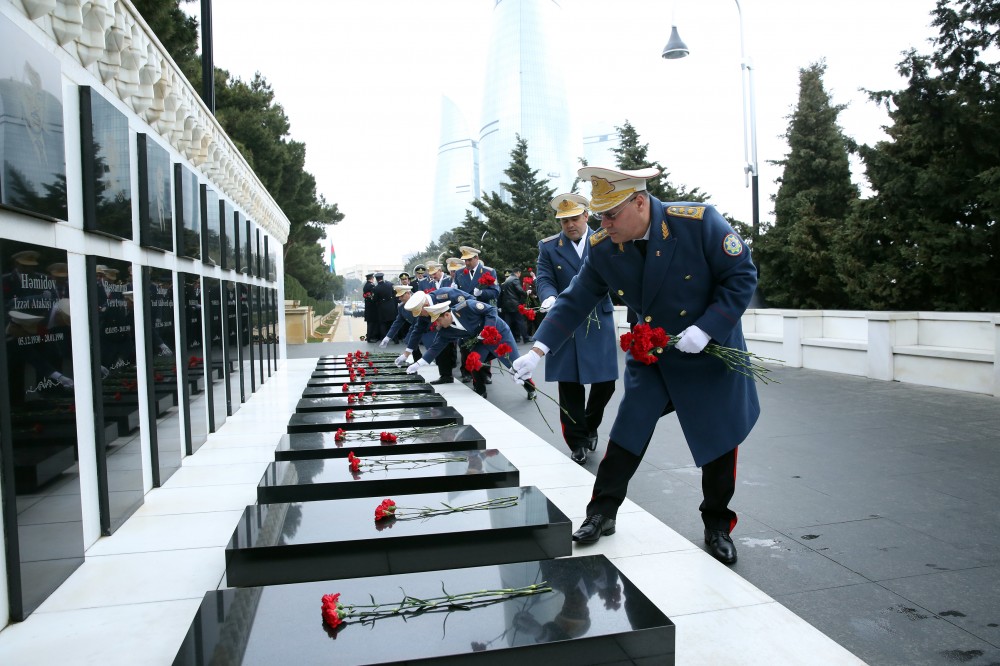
[
  {"left": 557, "top": 380, "right": 616, "bottom": 450},
  {"left": 588, "top": 438, "right": 739, "bottom": 533}
]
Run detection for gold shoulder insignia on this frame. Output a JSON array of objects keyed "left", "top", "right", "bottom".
[
  {"left": 541, "top": 233, "right": 560, "bottom": 243},
  {"left": 666, "top": 205, "right": 706, "bottom": 220},
  {"left": 590, "top": 228, "right": 609, "bottom": 247}
]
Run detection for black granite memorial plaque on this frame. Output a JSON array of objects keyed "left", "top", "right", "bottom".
[
  {"left": 287, "top": 406, "right": 462, "bottom": 434},
  {"left": 178, "top": 272, "right": 208, "bottom": 454},
  {"left": 174, "top": 164, "right": 200, "bottom": 260},
  {"left": 0, "top": 16, "right": 67, "bottom": 222},
  {"left": 312, "top": 368, "right": 409, "bottom": 380},
  {"left": 245, "top": 219, "right": 256, "bottom": 277},
  {"left": 257, "top": 449, "right": 517, "bottom": 504},
  {"left": 308, "top": 374, "right": 424, "bottom": 387},
  {"left": 301, "top": 383, "right": 433, "bottom": 398},
  {"left": 199, "top": 184, "right": 222, "bottom": 266},
  {"left": 141, "top": 267, "right": 182, "bottom": 486},
  {"left": 136, "top": 133, "right": 173, "bottom": 252},
  {"left": 295, "top": 394, "right": 446, "bottom": 414},
  {"left": 232, "top": 209, "right": 244, "bottom": 274},
  {"left": 176, "top": 555, "right": 674, "bottom": 665},
  {"left": 79, "top": 86, "right": 132, "bottom": 240},
  {"left": 87, "top": 256, "right": 143, "bottom": 535},
  {"left": 203, "top": 278, "right": 227, "bottom": 431},
  {"left": 223, "top": 280, "right": 241, "bottom": 415},
  {"left": 275, "top": 424, "right": 486, "bottom": 461},
  {"left": 0, "top": 241, "right": 83, "bottom": 620},
  {"left": 239, "top": 282, "right": 254, "bottom": 395},
  {"left": 225, "top": 486, "right": 571, "bottom": 588},
  {"left": 220, "top": 199, "right": 234, "bottom": 270}
]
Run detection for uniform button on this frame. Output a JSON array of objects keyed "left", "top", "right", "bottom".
[
  {"left": 680, "top": 310, "right": 687, "bottom": 316},
  {"left": 617, "top": 290, "right": 624, "bottom": 296},
  {"left": 684, "top": 275, "right": 692, "bottom": 280},
  {"left": 556, "top": 265, "right": 562, "bottom": 270},
  {"left": 644, "top": 316, "right": 652, "bottom": 323}
]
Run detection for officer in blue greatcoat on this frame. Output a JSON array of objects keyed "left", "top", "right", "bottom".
[
  {"left": 397, "top": 286, "right": 475, "bottom": 383},
  {"left": 513, "top": 166, "right": 760, "bottom": 565},
  {"left": 422, "top": 260, "right": 452, "bottom": 292},
  {"left": 452, "top": 247, "right": 500, "bottom": 383},
  {"left": 407, "top": 299, "right": 534, "bottom": 401},
  {"left": 536, "top": 193, "right": 619, "bottom": 465},
  {"left": 380, "top": 284, "right": 422, "bottom": 358}
]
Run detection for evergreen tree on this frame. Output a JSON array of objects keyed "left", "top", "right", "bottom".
[
  {"left": 448, "top": 135, "right": 556, "bottom": 272},
  {"left": 756, "top": 61, "right": 858, "bottom": 308},
  {"left": 612, "top": 120, "right": 706, "bottom": 202},
  {"left": 842, "top": 0, "right": 1000, "bottom": 310}
]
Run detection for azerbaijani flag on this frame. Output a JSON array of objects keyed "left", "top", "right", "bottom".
[{"left": 329, "top": 242, "right": 336, "bottom": 274}]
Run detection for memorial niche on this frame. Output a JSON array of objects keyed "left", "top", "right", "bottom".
[
  {"left": 220, "top": 199, "right": 235, "bottom": 270},
  {"left": 178, "top": 272, "right": 208, "bottom": 454},
  {"left": 0, "top": 240, "right": 83, "bottom": 620},
  {"left": 173, "top": 164, "right": 200, "bottom": 260},
  {"left": 136, "top": 133, "right": 173, "bottom": 252},
  {"left": 223, "top": 280, "right": 241, "bottom": 415},
  {"left": 199, "top": 184, "right": 222, "bottom": 267},
  {"left": 142, "top": 266, "right": 182, "bottom": 486},
  {"left": 233, "top": 210, "right": 244, "bottom": 274},
  {"left": 245, "top": 219, "right": 257, "bottom": 277},
  {"left": 79, "top": 86, "right": 132, "bottom": 240},
  {"left": 203, "top": 277, "right": 227, "bottom": 432},
  {"left": 0, "top": 15, "right": 68, "bottom": 222},
  {"left": 86, "top": 256, "right": 143, "bottom": 534},
  {"left": 253, "top": 286, "right": 264, "bottom": 387},
  {"left": 238, "top": 282, "right": 254, "bottom": 395}
]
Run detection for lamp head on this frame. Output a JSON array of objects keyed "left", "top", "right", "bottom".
[{"left": 661, "top": 25, "right": 689, "bottom": 59}]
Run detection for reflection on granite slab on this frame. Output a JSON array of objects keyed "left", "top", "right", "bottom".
[
  {"left": 225, "top": 486, "right": 571, "bottom": 587},
  {"left": 301, "top": 383, "right": 434, "bottom": 398},
  {"left": 257, "top": 449, "right": 518, "bottom": 503},
  {"left": 308, "top": 374, "right": 425, "bottom": 387},
  {"left": 295, "top": 394, "right": 446, "bottom": 413},
  {"left": 180, "top": 555, "right": 674, "bottom": 665},
  {"left": 274, "top": 425, "right": 486, "bottom": 461},
  {"left": 286, "top": 407, "right": 463, "bottom": 434}
]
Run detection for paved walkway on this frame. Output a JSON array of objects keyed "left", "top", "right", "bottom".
[{"left": 294, "top": 333, "right": 1000, "bottom": 666}]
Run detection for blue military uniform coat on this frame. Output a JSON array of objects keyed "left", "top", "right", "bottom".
[
  {"left": 453, "top": 262, "right": 499, "bottom": 304},
  {"left": 535, "top": 196, "right": 760, "bottom": 467},
  {"left": 386, "top": 302, "right": 418, "bottom": 343},
  {"left": 535, "top": 227, "right": 618, "bottom": 384},
  {"left": 423, "top": 300, "right": 521, "bottom": 368},
  {"left": 405, "top": 286, "right": 474, "bottom": 352}
]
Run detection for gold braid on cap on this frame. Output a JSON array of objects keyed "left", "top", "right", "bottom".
[{"left": 589, "top": 177, "right": 636, "bottom": 212}]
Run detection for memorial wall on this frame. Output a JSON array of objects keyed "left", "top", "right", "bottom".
[{"left": 0, "top": 1, "right": 289, "bottom": 624}]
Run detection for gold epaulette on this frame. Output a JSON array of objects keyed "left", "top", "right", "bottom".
[
  {"left": 590, "top": 228, "right": 610, "bottom": 246},
  {"left": 666, "top": 205, "right": 706, "bottom": 220},
  {"left": 541, "top": 233, "right": 560, "bottom": 243}
]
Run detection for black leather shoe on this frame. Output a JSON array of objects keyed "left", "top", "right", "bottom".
[
  {"left": 572, "top": 514, "right": 615, "bottom": 544},
  {"left": 484, "top": 376, "right": 492, "bottom": 385},
  {"left": 586, "top": 432, "right": 598, "bottom": 451},
  {"left": 429, "top": 376, "right": 454, "bottom": 385},
  {"left": 570, "top": 447, "right": 587, "bottom": 464},
  {"left": 460, "top": 374, "right": 473, "bottom": 383},
  {"left": 705, "top": 529, "right": 738, "bottom": 564}
]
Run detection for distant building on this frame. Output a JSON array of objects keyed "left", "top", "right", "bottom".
[{"left": 430, "top": 97, "right": 479, "bottom": 242}]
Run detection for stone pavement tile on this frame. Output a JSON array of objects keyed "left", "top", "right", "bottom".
[
  {"left": 795, "top": 470, "right": 974, "bottom": 518},
  {"left": 777, "top": 582, "right": 1000, "bottom": 666},
  {"left": 733, "top": 476, "right": 876, "bottom": 532},
  {"left": 881, "top": 566, "right": 1000, "bottom": 648},
  {"left": 789, "top": 517, "right": 990, "bottom": 581},
  {"left": 728, "top": 529, "right": 868, "bottom": 596},
  {"left": 885, "top": 507, "right": 1000, "bottom": 564}
]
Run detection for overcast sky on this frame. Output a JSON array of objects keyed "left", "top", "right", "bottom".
[{"left": 204, "top": 0, "right": 940, "bottom": 269}]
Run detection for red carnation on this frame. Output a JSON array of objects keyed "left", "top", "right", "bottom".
[
  {"left": 321, "top": 593, "right": 344, "bottom": 629},
  {"left": 342, "top": 383, "right": 349, "bottom": 392},
  {"left": 334, "top": 428, "right": 346, "bottom": 442},
  {"left": 374, "top": 498, "right": 396, "bottom": 521},
  {"left": 480, "top": 326, "right": 502, "bottom": 345},
  {"left": 465, "top": 352, "right": 483, "bottom": 372},
  {"left": 478, "top": 273, "right": 496, "bottom": 287},
  {"left": 365, "top": 382, "right": 373, "bottom": 391},
  {"left": 346, "top": 409, "right": 355, "bottom": 420},
  {"left": 495, "top": 343, "right": 513, "bottom": 357}
]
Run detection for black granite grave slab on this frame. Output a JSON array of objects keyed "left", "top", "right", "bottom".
[
  {"left": 225, "top": 486, "right": 571, "bottom": 588},
  {"left": 177, "top": 554, "right": 675, "bottom": 665},
  {"left": 307, "top": 374, "right": 424, "bottom": 387},
  {"left": 301, "top": 383, "right": 433, "bottom": 398},
  {"left": 287, "top": 406, "right": 462, "bottom": 434},
  {"left": 257, "top": 449, "right": 517, "bottom": 504},
  {"left": 295, "top": 394, "right": 446, "bottom": 414},
  {"left": 318, "top": 354, "right": 398, "bottom": 362},
  {"left": 311, "top": 368, "right": 409, "bottom": 379},
  {"left": 315, "top": 360, "right": 401, "bottom": 370},
  {"left": 275, "top": 425, "right": 486, "bottom": 461}
]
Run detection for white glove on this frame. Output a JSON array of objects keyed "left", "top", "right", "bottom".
[
  {"left": 379, "top": 336, "right": 391, "bottom": 349},
  {"left": 512, "top": 349, "right": 542, "bottom": 382},
  {"left": 540, "top": 296, "right": 556, "bottom": 312},
  {"left": 473, "top": 288, "right": 482, "bottom": 297},
  {"left": 406, "top": 358, "right": 429, "bottom": 374},
  {"left": 394, "top": 351, "right": 411, "bottom": 368},
  {"left": 676, "top": 325, "right": 711, "bottom": 354}
]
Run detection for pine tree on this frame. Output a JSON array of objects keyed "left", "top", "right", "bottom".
[
  {"left": 756, "top": 61, "right": 858, "bottom": 308},
  {"left": 612, "top": 120, "right": 706, "bottom": 202},
  {"left": 842, "top": 0, "right": 1000, "bottom": 310}
]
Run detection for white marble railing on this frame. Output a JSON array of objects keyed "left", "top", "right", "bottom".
[{"left": 613, "top": 308, "right": 1000, "bottom": 397}]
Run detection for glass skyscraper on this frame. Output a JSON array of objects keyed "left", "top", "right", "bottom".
[{"left": 430, "top": 96, "right": 479, "bottom": 242}]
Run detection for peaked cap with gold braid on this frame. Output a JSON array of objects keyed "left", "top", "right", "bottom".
[
  {"left": 578, "top": 166, "right": 661, "bottom": 213},
  {"left": 549, "top": 193, "right": 589, "bottom": 219}
]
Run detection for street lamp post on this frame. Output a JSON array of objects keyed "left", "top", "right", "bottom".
[{"left": 662, "top": 0, "right": 759, "bottom": 248}]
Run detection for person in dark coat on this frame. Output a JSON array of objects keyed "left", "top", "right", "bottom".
[
  {"left": 398, "top": 286, "right": 474, "bottom": 383},
  {"left": 513, "top": 166, "right": 759, "bottom": 565},
  {"left": 535, "top": 193, "right": 618, "bottom": 465},
  {"left": 499, "top": 268, "right": 528, "bottom": 343},
  {"left": 362, "top": 272, "right": 377, "bottom": 341},
  {"left": 453, "top": 246, "right": 500, "bottom": 383},
  {"left": 372, "top": 273, "right": 396, "bottom": 339}
]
